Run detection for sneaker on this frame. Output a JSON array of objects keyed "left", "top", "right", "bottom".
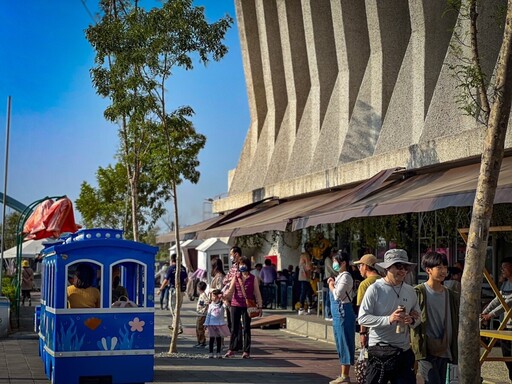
[
  {"left": 329, "top": 376, "right": 350, "bottom": 384},
  {"left": 325, "top": 317, "right": 333, "bottom": 321},
  {"left": 193, "top": 343, "right": 203, "bottom": 348},
  {"left": 242, "top": 352, "right": 250, "bottom": 359},
  {"left": 224, "top": 350, "right": 235, "bottom": 358},
  {"left": 307, "top": 308, "right": 312, "bottom": 315},
  {"left": 298, "top": 308, "right": 305, "bottom": 315},
  {"left": 209, "top": 353, "right": 214, "bottom": 359}
]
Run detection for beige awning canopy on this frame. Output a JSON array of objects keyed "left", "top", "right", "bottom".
[
  {"left": 292, "top": 155, "right": 512, "bottom": 230},
  {"left": 196, "top": 168, "right": 399, "bottom": 238},
  {"left": 169, "top": 156, "right": 512, "bottom": 240}
]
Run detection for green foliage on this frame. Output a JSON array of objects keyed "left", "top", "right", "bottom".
[
  {"left": 0, "top": 211, "right": 21, "bottom": 250},
  {"left": 1, "top": 277, "right": 16, "bottom": 309},
  {"left": 85, "top": 0, "right": 232, "bottom": 242},
  {"left": 75, "top": 162, "right": 169, "bottom": 239},
  {"left": 446, "top": 0, "right": 506, "bottom": 123}
]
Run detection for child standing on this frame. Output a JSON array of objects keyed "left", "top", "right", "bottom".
[
  {"left": 195, "top": 281, "right": 209, "bottom": 348},
  {"left": 204, "top": 289, "right": 231, "bottom": 358}
]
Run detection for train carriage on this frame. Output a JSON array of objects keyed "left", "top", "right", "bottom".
[{"left": 37, "top": 228, "right": 157, "bottom": 384}]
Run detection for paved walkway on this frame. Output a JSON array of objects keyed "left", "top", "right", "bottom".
[{"left": 1, "top": 294, "right": 511, "bottom": 383}]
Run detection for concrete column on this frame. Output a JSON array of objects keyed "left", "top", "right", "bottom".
[
  {"left": 312, "top": 0, "right": 369, "bottom": 175},
  {"left": 284, "top": 0, "right": 333, "bottom": 179},
  {"left": 264, "top": 0, "right": 304, "bottom": 186},
  {"left": 229, "top": 0, "right": 266, "bottom": 194},
  {"left": 243, "top": 0, "right": 288, "bottom": 191},
  {"left": 340, "top": 0, "right": 410, "bottom": 164},
  {"left": 420, "top": 0, "right": 504, "bottom": 150},
  {"left": 374, "top": 0, "right": 457, "bottom": 155}
]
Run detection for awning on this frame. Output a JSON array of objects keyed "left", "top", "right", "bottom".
[
  {"left": 292, "top": 156, "right": 512, "bottom": 229},
  {"left": 155, "top": 197, "right": 282, "bottom": 243},
  {"left": 196, "top": 168, "right": 400, "bottom": 238}
]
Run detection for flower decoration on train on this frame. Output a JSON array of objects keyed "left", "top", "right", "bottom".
[{"left": 129, "top": 317, "right": 145, "bottom": 332}]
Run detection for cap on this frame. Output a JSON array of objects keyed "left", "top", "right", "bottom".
[{"left": 353, "top": 254, "right": 377, "bottom": 267}]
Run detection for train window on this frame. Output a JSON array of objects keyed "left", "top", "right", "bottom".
[
  {"left": 66, "top": 262, "right": 102, "bottom": 309},
  {"left": 111, "top": 261, "right": 147, "bottom": 307}
]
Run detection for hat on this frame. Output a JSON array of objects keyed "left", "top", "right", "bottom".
[
  {"left": 211, "top": 289, "right": 222, "bottom": 295},
  {"left": 353, "top": 254, "right": 377, "bottom": 267},
  {"left": 376, "top": 249, "right": 416, "bottom": 270},
  {"left": 22, "top": 260, "right": 29, "bottom": 268}
]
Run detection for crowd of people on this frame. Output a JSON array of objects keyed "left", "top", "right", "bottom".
[{"left": 154, "top": 243, "right": 480, "bottom": 384}]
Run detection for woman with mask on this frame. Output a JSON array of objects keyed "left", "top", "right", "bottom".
[
  {"left": 327, "top": 251, "right": 356, "bottom": 384},
  {"left": 224, "top": 256, "right": 263, "bottom": 359}
]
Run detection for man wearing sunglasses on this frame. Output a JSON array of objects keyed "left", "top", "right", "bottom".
[{"left": 358, "top": 249, "right": 421, "bottom": 384}]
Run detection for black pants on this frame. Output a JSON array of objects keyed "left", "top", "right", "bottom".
[
  {"left": 366, "top": 347, "right": 416, "bottom": 384},
  {"left": 225, "top": 305, "right": 243, "bottom": 350},
  {"left": 209, "top": 337, "right": 222, "bottom": 353},
  {"left": 229, "top": 306, "right": 251, "bottom": 354}
]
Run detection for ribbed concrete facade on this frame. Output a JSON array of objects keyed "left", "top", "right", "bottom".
[{"left": 215, "top": 0, "right": 510, "bottom": 214}]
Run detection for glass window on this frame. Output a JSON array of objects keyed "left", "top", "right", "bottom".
[
  {"left": 66, "top": 262, "right": 102, "bottom": 309},
  {"left": 111, "top": 261, "right": 147, "bottom": 307}
]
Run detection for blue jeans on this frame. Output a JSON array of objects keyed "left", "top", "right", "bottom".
[
  {"left": 323, "top": 288, "right": 332, "bottom": 318},
  {"left": 330, "top": 292, "right": 355, "bottom": 365},
  {"left": 160, "top": 285, "right": 170, "bottom": 309}
]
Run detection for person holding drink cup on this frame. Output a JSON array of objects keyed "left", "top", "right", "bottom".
[{"left": 358, "top": 249, "right": 420, "bottom": 384}]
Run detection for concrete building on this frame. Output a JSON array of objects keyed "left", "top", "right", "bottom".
[
  {"left": 158, "top": 1, "right": 512, "bottom": 277},
  {"left": 215, "top": 0, "right": 509, "bottom": 215}
]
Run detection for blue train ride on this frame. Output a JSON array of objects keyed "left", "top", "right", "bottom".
[{"left": 36, "top": 228, "right": 158, "bottom": 384}]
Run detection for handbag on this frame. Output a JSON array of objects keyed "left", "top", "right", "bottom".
[
  {"left": 111, "top": 295, "right": 138, "bottom": 308},
  {"left": 368, "top": 344, "right": 402, "bottom": 373},
  {"left": 237, "top": 276, "right": 261, "bottom": 318},
  {"left": 354, "top": 348, "right": 368, "bottom": 384}
]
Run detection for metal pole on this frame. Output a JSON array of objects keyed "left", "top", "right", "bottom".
[{"left": 0, "top": 96, "right": 12, "bottom": 295}]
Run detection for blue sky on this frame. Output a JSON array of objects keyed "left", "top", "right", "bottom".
[{"left": 0, "top": 1, "right": 249, "bottom": 231}]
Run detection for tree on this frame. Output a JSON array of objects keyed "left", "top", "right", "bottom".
[
  {"left": 76, "top": 162, "right": 169, "bottom": 239},
  {"left": 135, "top": 1, "right": 231, "bottom": 353},
  {"left": 451, "top": 1, "right": 512, "bottom": 382},
  {"left": 86, "top": 0, "right": 232, "bottom": 353},
  {"left": 0, "top": 211, "right": 21, "bottom": 251}
]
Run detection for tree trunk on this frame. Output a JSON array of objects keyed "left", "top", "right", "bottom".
[
  {"left": 169, "top": 180, "right": 182, "bottom": 353},
  {"left": 459, "top": 3, "right": 512, "bottom": 382},
  {"left": 130, "top": 171, "right": 139, "bottom": 242}
]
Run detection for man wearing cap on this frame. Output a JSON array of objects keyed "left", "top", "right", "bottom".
[
  {"left": 358, "top": 249, "right": 420, "bottom": 384},
  {"left": 354, "top": 254, "right": 381, "bottom": 348}
]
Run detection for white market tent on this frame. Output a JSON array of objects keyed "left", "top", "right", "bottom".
[
  {"left": 196, "top": 238, "right": 230, "bottom": 282},
  {"left": 2, "top": 239, "right": 46, "bottom": 259}
]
